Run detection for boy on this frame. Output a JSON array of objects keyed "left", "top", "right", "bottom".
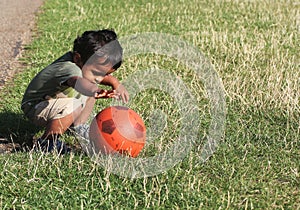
[{"left": 21, "top": 29, "right": 128, "bottom": 154}]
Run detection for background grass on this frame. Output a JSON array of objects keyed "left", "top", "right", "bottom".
[{"left": 0, "top": 0, "right": 299, "bottom": 209}]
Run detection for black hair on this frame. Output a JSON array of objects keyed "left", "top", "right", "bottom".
[{"left": 73, "top": 29, "right": 123, "bottom": 69}]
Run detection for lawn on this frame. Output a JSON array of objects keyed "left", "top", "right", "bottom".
[{"left": 0, "top": 0, "right": 299, "bottom": 209}]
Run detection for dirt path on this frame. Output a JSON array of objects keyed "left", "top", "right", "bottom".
[
  {"left": 0, "top": 0, "right": 43, "bottom": 153},
  {"left": 0, "top": 0, "right": 43, "bottom": 89}
]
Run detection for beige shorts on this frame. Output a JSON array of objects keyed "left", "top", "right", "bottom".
[{"left": 22, "top": 96, "right": 87, "bottom": 127}]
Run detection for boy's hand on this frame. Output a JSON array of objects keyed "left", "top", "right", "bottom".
[
  {"left": 94, "top": 89, "right": 119, "bottom": 99},
  {"left": 99, "top": 75, "right": 129, "bottom": 103},
  {"left": 115, "top": 84, "right": 129, "bottom": 103}
]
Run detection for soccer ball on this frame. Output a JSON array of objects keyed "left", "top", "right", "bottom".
[{"left": 89, "top": 106, "right": 146, "bottom": 157}]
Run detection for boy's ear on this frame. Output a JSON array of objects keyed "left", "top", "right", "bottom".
[{"left": 73, "top": 52, "right": 83, "bottom": 68}]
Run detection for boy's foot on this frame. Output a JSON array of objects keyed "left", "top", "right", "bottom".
[
  {"left": 70, "top": 123, "right": 90, "bottom": 140},
  {"left": 35, "top": 138, "right": 71, "bottom": 154},
  {"left": 71, "top": 124, "right": 92, "bottom": 155}
]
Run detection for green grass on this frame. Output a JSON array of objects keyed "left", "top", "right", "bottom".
[{"left": 0, "top": 0, "right": 299, "bottom": 209}]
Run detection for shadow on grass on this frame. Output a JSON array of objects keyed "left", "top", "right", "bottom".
[{"left": 0, "top": 110, "right": 41, "bottom": 150}]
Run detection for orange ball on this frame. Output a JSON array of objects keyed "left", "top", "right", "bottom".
[{"left": 89, "top": 106, "right": 146, "bottom": 157}]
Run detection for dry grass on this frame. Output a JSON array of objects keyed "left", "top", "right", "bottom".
[{"left": 0, "top": 0, "right": 299, "bottom": 209}]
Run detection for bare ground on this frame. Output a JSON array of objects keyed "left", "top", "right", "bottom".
[
  {"left": 0, "top": 0, "right": 43, "bottom": 89},
  {"left": 0, "top": 0, "right": 43, "bottom": 153}
]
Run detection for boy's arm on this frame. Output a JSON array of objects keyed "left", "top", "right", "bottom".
[
  {"left": 66, "top": 76, "right": 117, "bottom": 99},
  {"left": 100, "top": 75, "right": 119, "bottom": 88},
  {"left": 100, "top": 75, "right": 129, "bottom": 103}
]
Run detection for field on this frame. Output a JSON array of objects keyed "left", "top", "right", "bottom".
[{"left": 0, "top": 0, "right": 299, "bottom": 209}]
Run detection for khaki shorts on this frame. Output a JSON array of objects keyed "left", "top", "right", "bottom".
[{"left": 22, "top": 96, "right": 87, "bottom": 127}]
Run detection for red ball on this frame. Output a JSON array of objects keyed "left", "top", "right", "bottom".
[{"left": 89, "top": 106, "right": 146, "bottom": 157}]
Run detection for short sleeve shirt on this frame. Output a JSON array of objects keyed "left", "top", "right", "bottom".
[{"left": 22, "top": 52, "right": 82, "bottom": 105}]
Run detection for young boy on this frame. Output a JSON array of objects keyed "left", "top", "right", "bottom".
[{"left": 21, "top": 29, "right": 128, "bottom": 154}]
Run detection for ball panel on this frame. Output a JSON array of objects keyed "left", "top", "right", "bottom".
[
  {"left": 101, "top": 119, "right": 116, "bottom": 134},
  {"left": 134, "top": 122, "right": 145, "bottom": 138}
]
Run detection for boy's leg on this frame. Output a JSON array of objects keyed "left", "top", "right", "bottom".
[
  {"left": 73, "top": 97, "right": 96, "bottom": 126},
  {"left": 41, "top": 97, "right": 96, "bottom": 139},
  {"left": 37, "top": 108, "right": 80, "bottom": 153},
  {"left": 41, "top": 105, "right": 82, "bottom": 140},
  {"left": 71, "top": 97, "right": 97, "bottom": 154},
  {"left": 29, "top": 97, "right": 97, "bottom": 153},
  {"left": 31, "top": 98, "right": 85, "bottom": 153}
]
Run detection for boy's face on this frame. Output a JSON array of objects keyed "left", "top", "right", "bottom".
[{"left": 81, "top": 53, "right": 115, "bottom": 84}]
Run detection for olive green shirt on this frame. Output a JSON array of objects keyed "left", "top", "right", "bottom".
[{"left": 21, "top": 52, "right": 82, "bottom": 106}]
